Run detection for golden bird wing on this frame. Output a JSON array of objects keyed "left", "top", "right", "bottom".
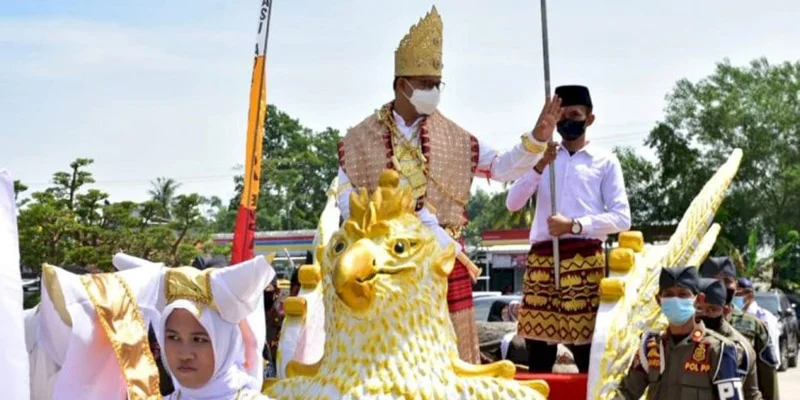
[
  {"left": 588, "top": 149, "right": 743, "bottom": 400},
  {"left": 275, "top": 177, "right": 337, "bottom": 378},
  {"left": 686, "top": 223, "right": 722, "bottom": 268},
  {"left": 313, "top": 176, "right": 340, "bottom": 251},
  {"left": 661, "top": 149, "right": 742, "bottom": 268}
]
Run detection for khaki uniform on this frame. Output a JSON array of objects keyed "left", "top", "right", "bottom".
[
  {"left": 614, "top": 324, "right": 743, "bottom": 400},
  {"left": 716, "top": 320, "right": 762, "bottom": 400},
  {"left": 730, "top": 309, "right": 780, "bottom": 400}
]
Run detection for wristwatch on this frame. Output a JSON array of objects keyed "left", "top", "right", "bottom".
[{"left": 571, "top": 219, "right": 582, "bottom": 235}]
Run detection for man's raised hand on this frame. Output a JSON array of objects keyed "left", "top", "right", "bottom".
[{"left": 532, "top": 95, "right": 563, "bottom": 142}]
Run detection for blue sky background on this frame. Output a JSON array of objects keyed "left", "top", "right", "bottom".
[{"left": 1, "top": 0, "right": 798, "bottom": 204}]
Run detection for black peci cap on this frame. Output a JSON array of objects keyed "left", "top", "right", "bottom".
[
  {"left": 659, "top": 266, "right": 700, "bottom": 294},
  {"left": 555, "top": 85, "right": 592, "bottom": 109},
  {"left": 699, "top": 278, "right": 727, "bottom": 306},
  {"left": 700, "top": 256, "right": 736, "bottom": 279}
]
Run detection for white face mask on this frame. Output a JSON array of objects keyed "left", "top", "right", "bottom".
[{"left": 404, "top": 80, "right": 440, "bottom": 115}]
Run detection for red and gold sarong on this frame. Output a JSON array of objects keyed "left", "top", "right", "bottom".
[
  {"left": 518, "top": 238, "right": 605, "bottom": 345},
  {"left": 447, "top": 241, "right": 480, "bottom": 364}
]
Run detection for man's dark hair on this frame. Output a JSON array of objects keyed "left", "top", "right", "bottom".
[{"left": 393, "top": 76, "right": 401, "bottom": 91}]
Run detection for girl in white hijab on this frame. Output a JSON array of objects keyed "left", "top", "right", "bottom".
[{"left": 156, "top": 256, "right": 275, "bottom": 400}]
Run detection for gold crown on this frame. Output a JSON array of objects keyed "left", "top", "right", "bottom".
[{"left": 395, "top": 6, "right": 443, "bottom": 77}]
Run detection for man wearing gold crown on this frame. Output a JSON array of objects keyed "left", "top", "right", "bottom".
[{"left": 336, "top": 6, "right": 560, "bottom": 364}]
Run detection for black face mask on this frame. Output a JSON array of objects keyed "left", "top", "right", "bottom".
[
  {"left": 702, "top": 316, "right": 723, "bottom": 331},
  {"left": 557, "top": 119, "right": 586, "bottom": 141}
]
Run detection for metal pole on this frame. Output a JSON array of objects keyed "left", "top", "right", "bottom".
[{"left": 540, "top": 0, "right": 560, "bottom": 290}]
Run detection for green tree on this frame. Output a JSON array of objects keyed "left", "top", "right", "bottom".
[
  {"left": 223, "top": 105, "right": 340, "bottom": 232},
  {"left": 16, "top": 159, "right": 216, "bottom": 271},
  {"left": 463, "top": 188, "right": 533, "bottom": 249},
  {"left": 13, "top": 179, "right": 28, "bottom": 206},
  {"left": 51, "top": 158, "right": 95, "bottom": 210},
  {"left": 167, "top": 194, "right": 209, "bottom": 265},
  {"left": 654, "top": 58, "right": 800, "bottom": 250},
  {"left": 149, "top": 177, "right": 182, "bottom": 220},
  {"left": 207, "top": 195, "right": 237, "bottom": 233},
  {"left": 619, "top": 58, "right": 800, "bottom": 287},
  {"left": 613, "top": 146, "right": 660, "bottom": 228}
]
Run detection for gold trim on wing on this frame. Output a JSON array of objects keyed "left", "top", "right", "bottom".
[
  {"left": 42, "top": 264, "right": 72, "bottom": 327},
  {"left": 164, "top": 267, "right": 218, "bottom": 312},
  {"left": 81, "top": 273, "right": 161, "bottom": 399}
]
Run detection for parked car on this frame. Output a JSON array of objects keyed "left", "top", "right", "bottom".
[
  {"left": 755, "top": 290, "right": 800, "bottom": 369},
  {"left": 473, "top": 295, "right": 521, "bottom": 322},
  {"left": 786, "top": 293, "right": 800, "bottom": 335}
]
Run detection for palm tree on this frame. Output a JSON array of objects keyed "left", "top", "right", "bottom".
[{"left": 148, "top": 177, "right": 181, "bottom": 219}]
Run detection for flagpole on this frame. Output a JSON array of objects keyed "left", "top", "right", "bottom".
[
  {"left": 540, "top": 0, "right": 560, "bottom": 290},
  {"left": 231, "top": 0, "right": 274, "bottom": 265}
]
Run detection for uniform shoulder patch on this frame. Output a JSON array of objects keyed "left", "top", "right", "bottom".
[
  {"left": 641, "top": 331, "right": 663, "bottom": 373},
  {"left": 714, "top": 343, "right": 744, "bottom": 400},
  {"left": 733, "top": 340, "right": 749, "bottom": 377},
  {"left": 759, "top": 342, "right": 779, "bottom": 368}
]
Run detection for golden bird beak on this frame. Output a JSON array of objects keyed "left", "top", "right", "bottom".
[{"left": 333, "top": 240, "right": 378, "bottom": 311}]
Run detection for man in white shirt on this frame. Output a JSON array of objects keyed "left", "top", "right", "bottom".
[
  {"left": 336, "top": 6, "right": 558, "bottom": 364},
  {"left": 735, "top": 278, "right": 782, "bottom": 369},
  {"left": 505, "top": 85, "right": 631, "bottom": 372}
]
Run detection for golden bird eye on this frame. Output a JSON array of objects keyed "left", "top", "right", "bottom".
[
  {"left": 333, "top": 240, "right": 346, "bottom": 254},
  {"left": 391, "top": 239, "right": 414, "bottom": 257}
]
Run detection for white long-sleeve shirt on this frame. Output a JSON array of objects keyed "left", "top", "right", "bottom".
[
  {"left": 505, "top": 143, "right": 631, "bottom": 244},
  {"left": 745, "top": 301, "right": 782, "bottom": 367},
  {"left": 337, "top": 111, "right": 545, "bottom": 254}
]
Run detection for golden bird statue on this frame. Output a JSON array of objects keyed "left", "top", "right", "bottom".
[{"left": 265, "top": 170, "right": 549, "bottom": 399}]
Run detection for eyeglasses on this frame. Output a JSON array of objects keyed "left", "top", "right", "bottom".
[{"left": 409, "top": 78, "right": 446, "bottom": 91}]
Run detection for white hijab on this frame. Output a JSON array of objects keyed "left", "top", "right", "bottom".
[{"left": 158, "top": 299, "right": 259, "bottom": 400}]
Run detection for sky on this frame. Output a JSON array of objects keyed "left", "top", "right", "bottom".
[{"left": 1, "top": 0, "right": 799, "bottom": 205}]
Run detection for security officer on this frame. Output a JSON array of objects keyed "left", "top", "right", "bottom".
[
  {"left": 697, "top": 278, "right": 762, "bottom": 400},
  {"left": 615, "top": 266, "right": 743, "bottom": 400},
  {"left": 700, "top": 257, "right": 779, "bottom": 400},
  {"left": 736, "top": 279, "right": 782, "bottom": 368}
]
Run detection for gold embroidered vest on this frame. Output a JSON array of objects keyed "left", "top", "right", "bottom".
[{"left": 338, "top": 104, "right": 478, "bottom": 228}]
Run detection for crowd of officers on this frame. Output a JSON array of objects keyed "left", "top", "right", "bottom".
[{"left": 615, "top": 257, "right": 780, "bottom": 400}]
